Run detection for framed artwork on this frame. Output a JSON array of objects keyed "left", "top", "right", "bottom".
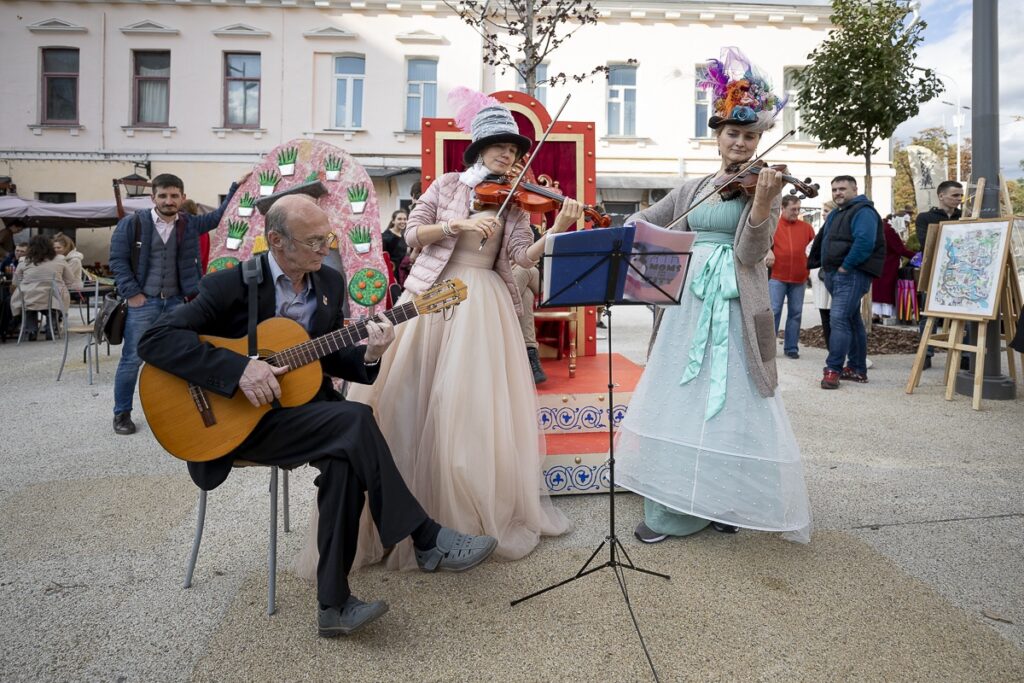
[
  {"left": 924, "top": 218, "right": 1012, "bottom": 321},
  {"left": 1011, "top": 217, "right": 1024, "bottom": 293}
]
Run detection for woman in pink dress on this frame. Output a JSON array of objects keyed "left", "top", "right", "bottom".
[{"left": 296, "top": 89, "right": 576, "bottom": 577}]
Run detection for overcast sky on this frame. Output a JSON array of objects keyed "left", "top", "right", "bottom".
[{"left": 894, "top": 0, "right": 1024, "bottom": 179}]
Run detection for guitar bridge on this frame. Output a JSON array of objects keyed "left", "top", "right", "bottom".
[{"left": 188, "top": 383, "right": 216, "bottom": 427}]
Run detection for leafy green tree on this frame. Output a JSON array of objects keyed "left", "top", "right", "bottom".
[
  {"left": 1006, "top": 179, "right": 1024, "bottom": 214},
  {"left": 796, "top": 0, "right": 943, "bottom": 197}
]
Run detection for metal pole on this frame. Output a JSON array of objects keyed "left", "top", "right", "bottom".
[{"left": 955, "top": 0, "right": 1016, "bottom": 400}]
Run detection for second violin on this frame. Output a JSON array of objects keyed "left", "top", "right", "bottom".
[{"left": 713, "top": 159, "right": 820, "bottom": 201}]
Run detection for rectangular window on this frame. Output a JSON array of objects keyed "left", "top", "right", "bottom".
[
  {"left": 694, "top": 65, "right": 709, "bottom": 139},
  {"left": 224, "top": 52, "right": 260, "bottom": 128},
  {"left": 405, "top": 59, "right": 437, "bottom": 132},
  {"left": 516, "top": 62, "right": 548, "bottom": 106},
  {"left": 603, "top": 201, "right": 639, "bottom": 228},
  {"left": 606, "top": 65, "right": 636, "bottom": 137},
  {"left": 784, "top": 67, "right": 813, "bottom": 142},
  {"left": 36, "top": 192, "right": 77, "bottom": 204},
  {"left": 133, "top": 50, "right": 170, "bottom": 126},
  {"left": 333, "top": 55, "right": 365, "bottom": 129},
  {"left": 42, "top": 48, "right": 79, "bottom": 124}
]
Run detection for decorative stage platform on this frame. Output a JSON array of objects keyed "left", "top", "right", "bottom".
[{"left": 537, "top": 353, "right": 644, "bottom": 495}]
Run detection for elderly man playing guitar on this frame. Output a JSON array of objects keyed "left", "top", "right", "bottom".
[{"left": 138, "top": 195, "right": 496, "bottom": 637}]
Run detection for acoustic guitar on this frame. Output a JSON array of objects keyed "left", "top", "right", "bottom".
[{"left": 139, "top": 278, "right": 467, "bottom": 462}]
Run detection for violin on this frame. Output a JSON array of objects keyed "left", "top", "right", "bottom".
[
  {"left": 473, "top": 177, "right": 612, "bottom": 228},
  {"left": 714, "top": 159, "right": 820, "bottom": 202}
]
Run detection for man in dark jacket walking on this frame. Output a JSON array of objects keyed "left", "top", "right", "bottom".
[
  {"left": 914, "top": 180, "right": 963, "bottom": 367},
  {"left": 108, "top": 172, "right": 243, "bottom": 434},
  {"left": 808, "top": 176, "right": 885, "bottom": 389}
]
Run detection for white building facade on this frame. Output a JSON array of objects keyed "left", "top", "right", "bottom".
[{"left": 0, "top": 0, "right": 893, "bottom": 259}]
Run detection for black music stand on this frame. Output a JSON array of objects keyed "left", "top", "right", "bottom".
[{"left": 511, "top": 228, "right": 691, "bottom": 682}]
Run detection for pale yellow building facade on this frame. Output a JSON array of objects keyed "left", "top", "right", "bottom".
[{"left": 0, "top": 0, "right": 892, "bottom": 262}]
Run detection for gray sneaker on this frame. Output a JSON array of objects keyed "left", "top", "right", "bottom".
[
  {"left": 317, "top": 596, "right": 388, "bottom": 637},
  {"left": 634, "top": 521, "right": 668, "bottom": 544},
  {"left": 415, "top": 527, "right": 498, "bottom": 572}
]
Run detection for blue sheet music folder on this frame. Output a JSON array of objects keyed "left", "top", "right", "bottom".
[{"left": 541, "top": 226, "right": 635, "bottom": 307}]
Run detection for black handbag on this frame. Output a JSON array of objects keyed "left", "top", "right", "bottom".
[
  {"left": 97, "top": 216, "right": 141, "bottom": 345},
  {"left": 96, "top": 293, "right": 128, "bottom": 345}
]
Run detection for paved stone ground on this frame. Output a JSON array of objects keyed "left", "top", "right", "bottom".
[{"left": 1, "top": 301, "right": 1022, "bottom": 681}]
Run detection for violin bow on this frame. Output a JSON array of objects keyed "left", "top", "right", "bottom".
[
  {"left": 664, "top": 129, "right": 796, "bottom": 230},
  {"left": 479, "top": 94, "right": 572, "bottom": 250}
]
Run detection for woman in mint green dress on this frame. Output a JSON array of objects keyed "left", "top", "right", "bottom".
[{"left": 616, "top": 48, "right": 811, "bottom": 543}]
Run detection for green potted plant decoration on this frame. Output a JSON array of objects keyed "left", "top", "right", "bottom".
[
  {"left": 226, "top": 220, "right": 249, "bottom": 250},
  {"left": 258, "top": 169, "right": 279, "bottom": 196},
  {"left": 304, "top": 170, "right": 320, "bottom": 183},
  {"left": 349, "top": 226, "right": 372, "bottom": 254},
  {"left": 348, "top": 184, "right": 369, "bottom": 214},
  {"left": 325, "top": 155, "right": 343, "bottom": 181},
  {"left": 237, "top": 192, "right": 256, "bottom": 217},
  {"left": 276, "top": 147, "right": 298, "bottom": 176}
]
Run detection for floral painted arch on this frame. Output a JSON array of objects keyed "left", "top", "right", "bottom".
[{"left": 207, "top": 138, "right": 389, "bottom": 314}]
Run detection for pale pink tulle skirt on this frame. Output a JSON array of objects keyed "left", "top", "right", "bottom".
[{"left": 294, "top": 253, "right": 570, "bottom": 578}]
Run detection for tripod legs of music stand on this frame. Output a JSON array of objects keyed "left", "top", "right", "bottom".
[{"left": 510, "top": 306, "right": 670, "bottom": 681}]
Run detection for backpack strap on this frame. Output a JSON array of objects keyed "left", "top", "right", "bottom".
[
  {"left": 131, "top": 214, "right": 142, "bottom": 275},
  {"left": 242, "top": 257, "right": 263, "bottom": 359}
]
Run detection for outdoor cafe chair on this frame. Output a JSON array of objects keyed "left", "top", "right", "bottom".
[{"left": 57, "top": 278, "right": 102, "bottom": 384}]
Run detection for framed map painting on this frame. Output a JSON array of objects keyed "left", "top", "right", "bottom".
[{"left": 924, "top": 218, "right": 1013, "bottom": 320}]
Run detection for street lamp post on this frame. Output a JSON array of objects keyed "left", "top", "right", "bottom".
[{"left": 955, "top": 0, "right": 1015, "bottom": 401}]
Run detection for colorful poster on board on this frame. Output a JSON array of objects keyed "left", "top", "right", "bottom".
[{"left": 206, "top": 138, "right": 387, "bottom": 314}]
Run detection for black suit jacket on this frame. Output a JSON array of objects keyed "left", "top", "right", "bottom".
[{"left": 138, "top": 253, "right": 378, "bottom": 489}]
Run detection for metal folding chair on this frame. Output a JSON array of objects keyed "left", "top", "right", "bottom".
[{"left": 183, "top": 463, "right": 292, "bottom": 616}]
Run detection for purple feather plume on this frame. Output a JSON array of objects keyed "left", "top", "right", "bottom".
[{"left": 697, "top": 58, "right": 730, "bottom": 101}]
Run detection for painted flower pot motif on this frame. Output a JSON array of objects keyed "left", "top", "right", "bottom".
[
  {"left": 349, "top": 226, "right": 371, "bottom": 254},
  {"left": 226, "top": 219, "right": 249, "bottom": 250},
  {"left": 258, "top": 170, "right": 278, "bottom": 197},
  {"left": 237, "top": 192, "right": 256, "bottom": 217},
  {"left": 348, "top": 184, "right": 369, "bottom": 214},
  {"left": 277, "top": 147, "right": 298, "bottom": 177},
  {"left": 325, "top": 155, "right": 343, "bottom": 182}
]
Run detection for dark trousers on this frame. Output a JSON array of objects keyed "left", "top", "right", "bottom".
[
  {"left": 228, "top": 400, "right": 428, "bottom": 607},
  {"left": 819, "top": 308, "right": 831, "bottom": 350}
]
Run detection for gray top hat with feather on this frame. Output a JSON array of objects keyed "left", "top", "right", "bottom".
[{"left": 462, "top": 105, "right": 532, "bottom": 166}]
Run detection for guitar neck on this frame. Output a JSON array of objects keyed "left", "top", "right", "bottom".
[{"left": 268, "top": 300, "right": 418, "bottom": 369}]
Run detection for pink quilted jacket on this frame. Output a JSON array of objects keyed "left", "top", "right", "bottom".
[{"left": 404, "top": 173, "right": 535, "bottom": 314}]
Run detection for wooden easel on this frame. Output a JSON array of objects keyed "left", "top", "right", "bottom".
[{"left": 906, "top": 178, "right": 1019, "bottom": 408}]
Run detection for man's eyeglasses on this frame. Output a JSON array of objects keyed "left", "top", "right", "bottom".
[{"left": 288, "top": 233, "right": 338, "bottom": 252}]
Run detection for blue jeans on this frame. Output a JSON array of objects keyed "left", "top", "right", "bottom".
[
  {"left": 113, "top": 295, "right": 183, "bottom": 414},
  {"left": 769, "top": 279, "right": 805, "bottom": 355},
  {"left": 823, "top": 270, "right": 872, "bottom": 374}
]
